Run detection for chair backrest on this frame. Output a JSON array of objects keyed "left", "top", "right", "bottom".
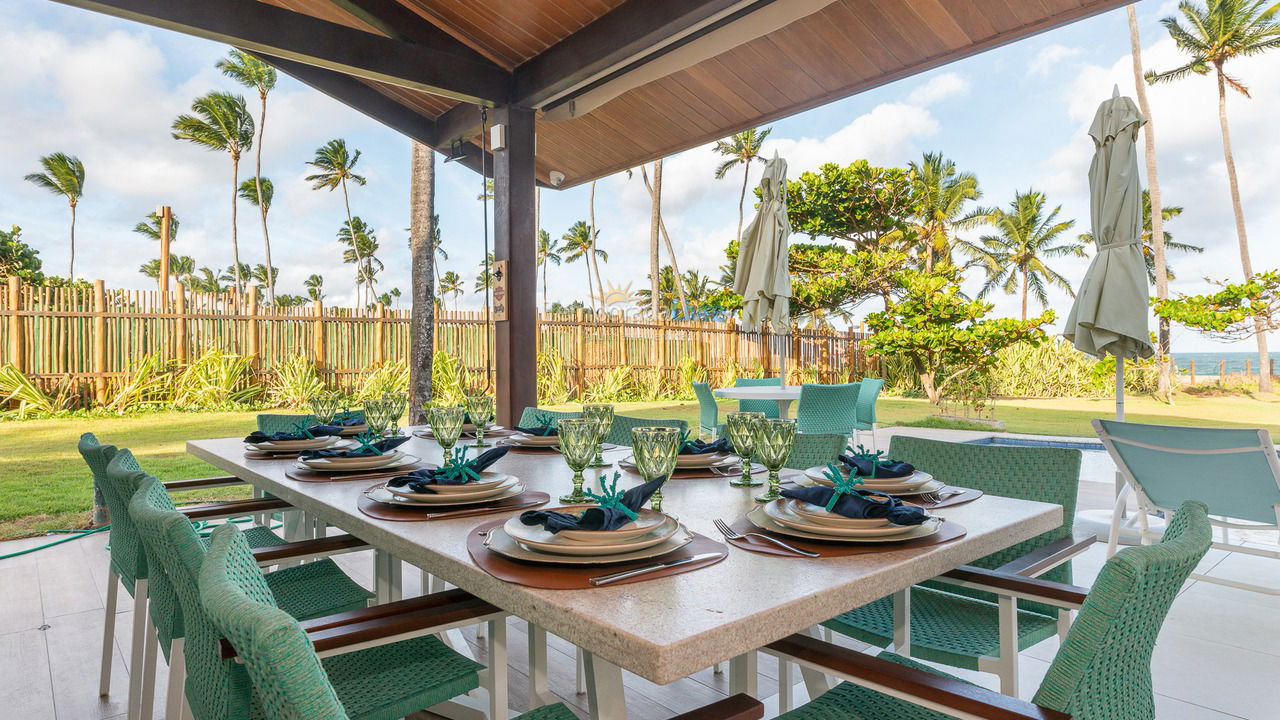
[
  {"left": 853, "top": 378, "right": 884, "bottom": 427},
  {"left": 200, "top": 524, "right": 346, "bottom": 720},
  {"left": 783, "top": 434, "right": 848, "bottom": 470},
  {"left": 1033, "top": 501, "right": 1212, "bottom": 719},
  {"left": 131, "top": 476, "right": 253, "bottom": 719},
  {"left": 78, "top": 434, "right": 145, "bottom": 589},
  {"left": 1095, "top": 419, "right": 1280, "bottom": 525},
  {"left": 607, "top": 415, "right": 688, "bottom": 446},
  {"left": 257, "top": 413, "right": 316, "bottom": 434},
  {"left": 795, "top": 383, "right": 860, "bottom": 435},
  {"left": 692, "top": 382, "right": 719, "bottom": 432},
  {"left": 517, "top": 407, "right": 581, "bottom": 427},
  {"left": 734, "top": 377, "right": 782, "bottom": 417}
]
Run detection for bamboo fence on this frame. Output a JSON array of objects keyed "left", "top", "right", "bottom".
[{"left": 0, "top": 278, "right": 869, "bottom": 401}]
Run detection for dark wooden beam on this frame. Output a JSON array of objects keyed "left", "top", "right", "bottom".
[
  {"left": 491, "top": 107, "right": 538, "bottom": 424},
  {"left": 326, "top": 0, "right": 499, "bottom": 69},
  {"left": 435, "top": 103, "right": 486, "bottom": 145},
  {"left": 512, "top": 0, "right": 758, "bottom": 107},
  {"left": 51, "top": 0, "right": 511, "bottom": 104}
]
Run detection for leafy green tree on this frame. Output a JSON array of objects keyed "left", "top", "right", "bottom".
[
  {"left": 172, "top": 91, "right": 255, "bottom": 293},
  {"left": 133, "top": 210, "right": 180, "bottom": 242},
  {"left": 786, "top": 161, "right": 917, "bottom": 250},
  {"left": 304, "top": 273, "right": 324, "bottom": 302},
  {"left": 1146, "top": 0, "right": 1280, "bottom": 392},
  {"left": 713, "top": 127, "right": 772, "bottom": 244},
  {"left": 1153, "top": 270, "right": 1280, "bottom": 341},
  {"left": 536, "top": 229, "right": 562, "bottom": 312},
  {"left": 307, "top": 139, "right": 369, "bottom": 303},
  {"left": 0, "top": 226, "right": 45, "bottom": 283},
  {"left": 24, "top": 152, "right": 85, "bottom": 278},
  {"left": 635, "top": 265, "right": 684, "bottom": 316},
  {"left": 438, "top": 270, "right": 463, "bottom": 311},
  {"left": 970, "top": 190, "right": 1083, "bottom": 319},
  {"left": 561, "top": 221, "right": 606, "bottom": 304},
  {"left": 897, "top": 152, "right": 985, "bottom": 270},
  {"left": 865, "top": 268, "right": 1054, "bottom": 404},
  {"left": 723, "top": 239, "right": 909, "bottom": 317},
  {"left": 219, "top": 49, "right": 278, "bottom": 304}
]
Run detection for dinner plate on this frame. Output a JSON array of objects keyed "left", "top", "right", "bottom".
[
  {"left": 509, "top": 433, "right": 561, "bottom": 447},
  {"left": 420, "top": 423, "right": 504, "bottom": 436},
  {"left": 386, "top": 473, "right": 516, "bottom": 501},
  {"left": 300, "top": 450, "right": 405, "bottom": 471},
  {"left": 365, "top": 480, "right": 525, "bottom": 507},
  {"left": 803, "top": 466, "right": 934, "bottom": 489},
  {"left": 763, "top": 500, "right": 918, "bottom": 537},
  {"left": 783, "top": 499, "right": 893, "bottom": 528},
  {"left": 294, "top": 453, "right": 420, "bottom": 473},
  {"left": 247, "top": 436, "right": 343, "bottom": 453},
  {"left": 674, "top": 452, "right": 732, "bottom": 468},
  {"left": 795, "top": 471, "right": 944, "bottom": 496},
  {"left": 336, "top": 424, "right": 370, "bottom": 436},
  {"left": 555, "top": 507, "right": 671, "bottom": 542},
  {"left": 620, "top": 456, "right": 736, "bottom": 471},
  {"left": 503, "top": 514, "right": 679, "bottom": 556},
  {"left": 484, "top": 524, "right": 694, "bottom": 565},
  {"left": 747, "top": 506, "right": 942, "bottom": 543}
]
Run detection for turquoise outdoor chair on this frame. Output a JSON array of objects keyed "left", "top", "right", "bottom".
[
  {"left": 852, "top": 377, "right": 885, "bottom": 450},
  {"left": 257, "top": 410, "right": 365, "bottom": 434},
  {"left": 769, "top": 500, "right": 1212, "bottom": 720},
  {"left": 822, "top": 436, "right": 1085, "bottom": 693},
  {"left": 735, "top": 377, "right": 782, "bottom": 417},
  {"left": 607, "top": 414, "right": 688, "bottom": 446},
  {"left": 516, "top": 407, "right": 581, "bottom": 428},
  {"left": 692, "top": 381, "right": 725, "bottom": 438},
  {"left": 1095, "top": 419, "right": 1280, "bottom": 596},
  {"left": 784, "top": 434, "right": 848, "bottom": 470},
  {"left": 795, "top": 383, "right": 860, "bottom": 436}
]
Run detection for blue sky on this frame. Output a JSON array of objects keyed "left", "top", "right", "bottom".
[{"left": 2, "top": 0, "right": 1278, "bottom": 354}]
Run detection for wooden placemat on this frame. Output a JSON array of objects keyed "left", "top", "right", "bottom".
[
  {"left": 285, "top": 463, "right": 436, "bottom": 483},
  {"left": 467, "top": 519, "right": 727, "bottom": 589},
  {"left": 244, "top": 451, "right": 301, "bottom": 460},
  {"left": 359, "top": 488, "right": 550, "bottom": 521},
  {"left": 725, "top": 518, "right": 966, "bottom": 558}
]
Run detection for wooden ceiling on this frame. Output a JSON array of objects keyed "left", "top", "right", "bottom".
[{"left": 58, "top": 0, "right": 1131, "bottom": 188}]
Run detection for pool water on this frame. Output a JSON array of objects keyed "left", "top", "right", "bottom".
[{"left": 964, "top": 435, "right": 1117, "bottom": 485}]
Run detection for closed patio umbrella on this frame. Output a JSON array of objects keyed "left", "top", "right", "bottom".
[{"left": 735, "top": 153, "right": 793, "bottom": 382}]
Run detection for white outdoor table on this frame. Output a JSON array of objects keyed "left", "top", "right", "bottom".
[
  {"left": 189, "top": 432, "right": 1060, "bottom": 719},
  {"left": 712, "top": 385, "right": 802, "bottom": 418}
]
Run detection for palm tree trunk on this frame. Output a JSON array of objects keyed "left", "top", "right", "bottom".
[
  {"left": 737, "top": 162, "right": 749, "bottom": 244},
  {"left": 340, "top": 178, "right": 367, "bottom": 307},
  {"left": 649, "top": 161, "right": 662, "bottom": 320},
  {"left": 1215, "top": 67, "right": 1271, "bottom": 392},
  {"left": 542, "top": 260, "right": 549, "bottom": 313},
  {"left": 68, "top": 202, "right": 76, "bottom": 279},
  {"left": 588, "top": 180, "right": 605, "bottom": 311},
  {"left": 1020, "top": 272, "right": 1028, "bottom": 321},
  {"left": 255, "top": 91, "right": 274, "bottom": 305},
  {"left": 408, "top": 141, "right": 435, "bottom": 423},
  {"left": 230, "top": 155, "right": 243, "bottom": 296},
  {"left": 1129, "top": 6, "right": 1172, "bottom": 401},
  {"left": 642, "top": 163, "right": 689, "bottom": 316}
]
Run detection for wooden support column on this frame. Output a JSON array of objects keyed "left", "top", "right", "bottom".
[
  {"left": 93, "top": 279, "right": 107, "bottom": 404},
  {"left": 492, "top": 106, "right": 537, "bottom": 425},
  {"left": 175, "top": 282, "right": 189, "bottom": 364},
  {"left": 7, "top": 277, "right": 24, "bottom": 372},
  {"left": 158, "top": 205, "right": 172, "bottom": 301}
]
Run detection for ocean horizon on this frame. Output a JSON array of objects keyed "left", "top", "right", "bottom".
[{"left": 1170, "top": 351, "right": 1275, "bottom": 376}]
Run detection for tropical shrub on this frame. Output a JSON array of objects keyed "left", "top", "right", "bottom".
[
  {"left": 589, "top": 366, "right": 637, "bottom": 403},
  {"left": 430, "top": 351, "right": 465, "bottom": 405},
  {"left": 0, "top": 363, "right": 70, "bottom": 417},
  {"left": 268, "top": 354, "right": 325, "bottom": 408},
  {"left": 537, "top": 350, "right": 572, "bottom": 405},
  {"left": 106, "top": 354, "right": 173, "bottom": 413},
  {"left": 171, "top": 349, "right": 260, "bottom": 408},
  {"left": 674, "top": 357, "right": 708, "bottom": 400},
  {"left": 357, "top": 360, "right": 409, "bottom": 400}
]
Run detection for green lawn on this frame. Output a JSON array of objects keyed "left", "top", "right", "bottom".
[{"left": 3, "top": 392, "right": 1277, "bottom": 538}]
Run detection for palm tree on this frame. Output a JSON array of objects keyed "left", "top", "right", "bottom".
[
  {"left": 647, "top": 160, "right": 662, "bottom": 319},
  {"left": 586, "top": 180, "right": 606, "bottom": 310},
  {"left": 306, "top": 139, "right": 369, "bottom": 303},
  {"left": 337, "top": 217, "right": 382, "bottom": 301},
  {"left": 1146, "top": 0, "right": 1280, "bottom": 392},
  {"left": 536, "top": 229, "right": 562, "bottom": 312},
  {"left": 138, "top": 254, "right": 195, "bottom": 289},
  {"left": 251, "top": 263, "right": 278, "bottom": 289},
  {"left": 682, "top": 269, "right": 712, "bottom": 307},
  {"left": 901, "top": 152, "right": 985, "bottom": 270},
  {"left": 713, "top": 127, "right": 771, "bottom": 244},
  {"left": 237, "top": 176, "right": 275, "bottom": 301},
  {"left": 972, "top": 190, "right": 1083, "bottom": 320},
  {"left": 133, "top": 210, "right": 179, "bottom": 242},
  {"left": 188, "top": 266, "right": 225, "bottom": 293},
  {"left": 218, "top": 49, "right": 277, "bottom": 304},
  {"left": 439, "top": 271, "right": 464, "bottom": 311},
  {"left": 640, "top": 162, "right": 689, "bottom": 315},
  {"left": 429, "top": 214, "right": 446, "bottom": 287},
  {"left": 408, "top": 141, "right": 436, "bottom": 422},
  {"left": 561, "top": 222, "right": 606, "bottom": 307},
  {"left": 24, "top": 152, "right": 85, "bottom": 278},
  {"left": 304, "top": 273, "right": 325, "bottom": 302},
  {"left": 635, "top": 266, "right": 687, "bottom": 315},
  {"left": 474, "top": 252, "right": 497, "bottom": 294},
  {"left": 172, "top": 91, "right": 255, "bottom": 294}
]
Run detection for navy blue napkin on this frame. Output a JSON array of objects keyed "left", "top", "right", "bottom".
[
  {"left": 332, "top": 412, "right": 365, "bottom": 427},
  {"left": 386, "top": 447, "right": 511, "bottom": 493},
  {"left": 515, "top": 424, "right": 559, "bottom": 437},
  {"left": 519, "top": 476, "right": 666, "bottom": 533},
  {"left": 680, "top": 438, "right": 733, "bottom": 455},
  {"left": 299, "top": 435, "right": 410, "bottom": 460},
  {"left": 245, "top": 426, "right": 341, "bottom": 444},
  {"left": 781, "top": 486, "right": 928, "bottom": 526},
  {"left": 838, "top": 454, "right": 914, "bottom": 479}
]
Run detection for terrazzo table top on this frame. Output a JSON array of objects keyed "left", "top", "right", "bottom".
[{"left": 189, "top": 431, "right": 1061, "bottom": 684}]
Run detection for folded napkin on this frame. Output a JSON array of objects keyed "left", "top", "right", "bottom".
[
  {"left": 386, "top": 447, "right": 511, "bottom": 493},
  {"left": 299, "top": 435, "right": 410, "bottom": 460},
  {"left": 781, "top": 486, "right": 928, "bottom": 526},
  {"left": 514, "top": 424, "right": 558, "bottom": 437},
  {"left": 244, "top": 426, "right": 341, "bottom": 444},
  {"left": 332, "top": 413, "right": 365, "bottom": 427},
  {"left": 519, "top": 476, "right": 665, "bottom": 534},
  {"left": 838, "top": 453, "right": 914, "bottom": 479},
  {"left": 680, "top": 438, "right": 733, "bottom": 455}
]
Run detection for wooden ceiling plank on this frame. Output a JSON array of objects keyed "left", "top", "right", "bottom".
[
  {"left": 822, "top": 2, "right": 898, "bottom": 73},
  {"left": 325, "top": 0, "right": 501, "bottom": 68},
  {"left": 904, "top": 0, "right": 975, "bottom": 46}
]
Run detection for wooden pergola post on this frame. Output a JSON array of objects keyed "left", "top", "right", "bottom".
[{"left": 492, "top": 106, "right": 537, "bottom": 425}]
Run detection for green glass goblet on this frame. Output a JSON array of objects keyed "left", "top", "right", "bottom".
[
  {"left": 753, "top": 418, "right": 797, "bottom": 503},
  {"left": 631, "top": 426, "right": 681, "bottom": 512},
  {"left": 427, "top": 405, "right": 466, "bottom": 455},
  {"left": 309, "top": 392, "right": 341, "bottom": 426},
  {"left": 557, "top": 418, "right": 598, "bottom": 504},
  {"left": 363, "top": 398, "right": 395, "bottom": 436},
  {"left": 581, "top": 403, "right": 615, "bottom": 466},
  {"left": 382, "top": 392, "right": 407, "bottom": 434},
  {"left": 464, "top": 395, "right": 495, "bottom": 448},
  {"left": 725, "top": 411, "right": 765, "bottom": 487}
]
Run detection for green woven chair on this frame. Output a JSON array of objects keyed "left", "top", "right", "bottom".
[
  {"left": 129, "top": 476, "right": 376, "bottom": 720},
  {"left": 784, "top": 434, "right": 848, "bottom": 470},
  {"left": 852, "top": 378, "right": 884, "bottom": 450},
  {"left": 692, "top": 381, "right": 726, "bottom": 438},
  {"left": 735, "top": 377, "right": 782, "bottom": 417},
  {"left": 517, "top": 407, "right": 581, "bottom": 427},
  {"left": 258, "top": 411, "right": 366, "bottom": 434},
  {"left": 769, "top": 500, "right": 1213, "bottom": 720},
  {"left": 794, "top": 383, "right": 860, "bottom": 436},
  {"left": 607, "top": 414, "right": 688, "bottom": 446},
  {"left": 822, "top": 436, "right": 1084, "bottom": 693}
]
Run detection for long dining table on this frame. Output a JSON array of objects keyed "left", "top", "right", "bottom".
[{"left": 189, "top": 430, "right": 1062, "bottom": 719}]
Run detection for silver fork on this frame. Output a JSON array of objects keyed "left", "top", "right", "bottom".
[{"left": 713, "top": 518, "right": 820, "bottom": 557}]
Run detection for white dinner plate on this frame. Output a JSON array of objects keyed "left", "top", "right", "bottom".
[
  {"left": 386, "top": 471, "right": 512, "bottom": 496},
  {"left": 300, "top": 450, "right": 405, "bottom": 471},
  {"left": 365, "top": 481, "right": 525, "bottom": 507},
  {"left": 793, "top": 472, "right": 945, "bottom": 497},
  {"left": 803, "top": 466, "right": 933, "bottom": 489},
  {"left": 294, "top": 453, "right": 420, "bottom": 473},
  {"left": 386, "top": 474, "right": 517, "bottom": 502},
  {"left": 783, "top": 499, "right": 893, "bottom": 528},
  {"left": 555, "top": 507, "right": 670, "bottom": 542},
  {"left": 620, "top": 456, "right": 736, "bottom": 471},
  {"left": 674, "top": 452, "right": 732, "bottom": 468},
  {"left": 335, "top": 423, "right": 370, "bottom": 436},
  {"left": 247, "top": 436, "right": 342, "bottom": 453},
  {"left": 509, "top": 433, "right": 561, "bottom": 447},
  {"left": 503, "top": 514, "right": 679, "bottom": 556},
  {"left": 763, "top": 500, "right": 918, "bottom": 537},
  {"left": 484, "top": 524, "right": 693, "bottom": 565},
  {"left": 747, "top": 506, "right": 942, "bottom": 543}
]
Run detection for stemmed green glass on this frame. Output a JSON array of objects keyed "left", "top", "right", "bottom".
[
  {"left": 363, "top": 398, "right": 395, "bottom": 436},
  {"left": 753, "top": 418, "right": 796, "bottom": 503},
  {"left": 382, "top": 392, "right": 407, "bottom": 435},
  {"left": 309, "top": 392, "right": 341, "bottom": 426},
  {"left": 557, "top": 418, "right": 598, "bottom": 504},
  {"left": 464, "top": 395, "right": 495, "bottom": 448},
  {"left": 426, "top": 405, "right": 466, "bottom": 455},
  {"left": 631, "top": 426, "right": 681, "bottom": 512},
  {"left": 581, "top": 403, "right": 614, "bottom": 466},
  {"left": 725, "top": 411, "right": 765, "bottom": 487}
]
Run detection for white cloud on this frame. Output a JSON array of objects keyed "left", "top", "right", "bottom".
[
  {"left": 906, "top": 72, "right": 971, "bottom": 105},
  {"left": 1029, "top": 44, "right": 1083, "bottom": 77}
]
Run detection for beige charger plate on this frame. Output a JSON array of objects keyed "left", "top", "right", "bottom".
[
  {"left": 484, "top": 524, "right": 693, "bottom": 565},
  {"left": 764, "top": 500, "right": 919, "bottom": 538},
  {"left": 503, "top": 513, "right": 680, "bottom": 556},
  {"left": 748, "top": 506, "right": 942, "bottom": 543}
]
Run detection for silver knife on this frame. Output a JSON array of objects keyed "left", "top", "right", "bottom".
[{"left": 587, "top": 552, "right": 721, "bottom": 586}]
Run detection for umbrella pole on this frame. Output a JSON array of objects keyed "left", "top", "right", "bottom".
[{"left": 1115, "top": 356, "right": 1127, "bottom": 512}]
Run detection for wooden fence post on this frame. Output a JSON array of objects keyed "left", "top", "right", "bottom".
[
  {"left": 374, "top": 302, "right": 386, "bottom": 366},
  {"left": 175, "top": 282, "right": 188, "bottom": 364},
  {"left": 158, "top": 205, "right": 172, "bottom": 301},
  {"left": 7, "top": 277, "right": 24, "bottom": 372},
  {"left": 93, "top": 279, "right": 107, "bottom": 404},
  {"left": 1188, "top": 359, "right": 1195, "bottom": 385},
  {"left": 313, "top": 299, "right": 326, "bottom": 370},
  {"left": 246, "top": 284, "right": 260, "bottom": 364},
  {"left": 656, "top": 317, "right": 668, "bottom": 380},
  {"left": 1245, "top": 359, "right": 1252, "bottom": 379},
  {"left": 791, "top": 327, "right": 802, "bottom": 383},
  {"left": 574, "top": 309, "right": 586, "bottom": 398},
  {"left": 727, "top": 319, "right": 739, "bottom": 372}
]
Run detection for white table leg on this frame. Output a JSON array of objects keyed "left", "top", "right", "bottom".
[
  {"left": 798, "top": 626, "right": 831, "bottom": 699},
  {"left": 777, "top": 400, "right": 793, "bottom": 419},
  {"left": 583, "top": 652, "right": 626, "bottom": 720},
  {"left": 526, "top": 624, "right": 556, "bottom": 709},
  {"left": 485, "top": 618, "right": 508, "bottom": 720},
  {"left": 728, "top": 651, "right": 758, "bottom": 698}
]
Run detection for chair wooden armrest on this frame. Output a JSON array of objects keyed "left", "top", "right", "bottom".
[
  {"left": 251, "top": 534, "right": 368, "bottom": 565},
  {"left": 937, "top": 566, "right": 1089, "bottom": 609},
  {"left": 668, "top": 694, "right": 763, "bottom": 720},
  {"left": 179, "top": 497, "right": 292, "bottom": 522},
  {"left": 766, "top": 633, "right": 1071, "bottom": 720},
  {"left": 163, "top": 475, "right": 246, "bottom": 491},
  {"left": 995, "top": 534, "right": 1096, "bottom": 577},
  {"left": 221, "top": 589, "right": 503, "bottom": 659}
]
